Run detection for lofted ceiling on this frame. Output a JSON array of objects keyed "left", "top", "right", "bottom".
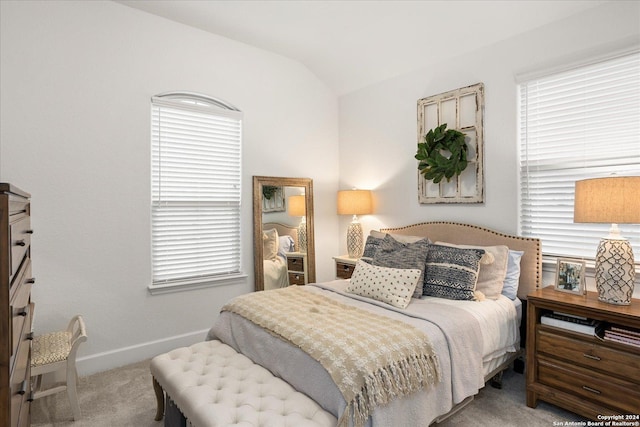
[{"left": 116, "top": 0, "right": 608, "bottom": 96}]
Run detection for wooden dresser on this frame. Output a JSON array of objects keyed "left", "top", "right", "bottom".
[
  {"left": 1, "top": 184, "right": 34, "bottom": 427},
  {"left": 526, "top": 286, "right": 640, "bottom": 419}
]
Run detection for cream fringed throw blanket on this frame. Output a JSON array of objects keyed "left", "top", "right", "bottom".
[{"left": 222, "top": 286, "right": 441, "bottom": 427}]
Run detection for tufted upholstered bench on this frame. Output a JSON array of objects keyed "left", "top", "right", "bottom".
[{"left": 150, "top": 340, "right": 337, "bottom": 427}]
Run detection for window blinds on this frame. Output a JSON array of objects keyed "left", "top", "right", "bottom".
[
  {"left": 519, "top": 51, "right": 640, "bottom": 261},
  {"left": 151, "top": 96, "right": 242, "bottom": 286}
]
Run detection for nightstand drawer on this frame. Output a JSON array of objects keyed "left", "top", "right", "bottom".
[
  {"left": 336, "top": 262, "right": 355, "bottom": 279},
  {"left": 288, "top": 272, "right": 305, "bottom": 286},
  {"left": 537, "top": 327, "right": 640, "bottom": 382},
  {"left": 287, "top": 256, "right": 304, "bottom": 272},
  {"left": 538, "top": 356, "right": 640, "bottom": 413}
]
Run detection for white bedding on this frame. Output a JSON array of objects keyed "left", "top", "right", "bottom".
[
  {"left": 208, "top": 279, "right": 520, "bottom": 426},
  {"left": 263, "top": 255, "right": 288, "bottom": 290},
  {"left": 414, "top": 294, "right": 520, "bottom": 373}
]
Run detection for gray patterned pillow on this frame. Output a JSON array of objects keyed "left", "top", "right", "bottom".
[
  {"left": 423, "top": 244, "right": 485, "bottom": 300},
  {"left": 371, "top": 235, "right": 430, "bottom": 298},
  {"left": 361, "top": 235, "right": 383, "bottom": 262},
  {"left": 346, "top": 260, "right": 421, "bottom": 308}
]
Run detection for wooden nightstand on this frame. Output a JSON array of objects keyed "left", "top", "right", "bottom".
[
  {"left": 526, "top": 286, "right": 640, "bottom": 419},
  {"left": 286, "top": 252, "right": 307, "bottom": 285},
  {"left": 333, "top": 255, "right": 358, "bottom": 279}
]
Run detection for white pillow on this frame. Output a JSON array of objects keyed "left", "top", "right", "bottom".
[
  {"left": 502, "top": 250, "right": 524, "bottom": 300},
  {"left": 435, "top": 241, "right": 509, "bottom": 300},
  {"left": 345, "top": 260, "right": 421, "bottom": 309},
  {"left": 263, "top": 228, "right": 279, "bottom": 261},
  {"left": 278, "top": 235, "right": 295, "bottom": 255}
]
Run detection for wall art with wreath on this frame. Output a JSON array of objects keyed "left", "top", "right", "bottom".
[
  {"left": 416, "top": 83, "right": 484, "bottom": 204},
  {"left": 262, "top": 185, "right": 286, "bottom": 212}
]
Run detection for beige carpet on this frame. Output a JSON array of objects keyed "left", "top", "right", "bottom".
[{"left": 32, "top": 360, "right": 584, "bottom": 427}]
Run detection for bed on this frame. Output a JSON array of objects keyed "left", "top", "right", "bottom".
[
  {"left": 208, "top": 222, "right": 542, "bottom": 426},
  {"left": 262, "top": 222, "right": 298, "bottom": 290}
]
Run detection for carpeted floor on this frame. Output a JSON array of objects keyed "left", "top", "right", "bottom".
[{"left": 32, "top": 360, "right": 585, "bottom": 427}]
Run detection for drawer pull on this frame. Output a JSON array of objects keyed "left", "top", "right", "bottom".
[
  {"left": 25, "top": 229, "right": 34, "bottom": 234},
  {"left": 18, "top": 380, "right": 28, "bottom": 395},
  {"left": 583, "top": 353, "right": 601, "bottom": 361},
  {"left": 582, "top": 385, "right": 601, "bottom": 395},
  {"left": 17, "top": 310, "right": 27, "bottom": 317},
  {"left": 15, "top": 239, "right": 26, "bottom": 246},
  {"left": 26, "top": 278, "right": 35, "bottom": 284},
  {"left": 27, "top": 391, "right": 35, "bottom": 402}
]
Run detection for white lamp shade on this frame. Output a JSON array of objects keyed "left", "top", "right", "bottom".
[
  {"left": 574, "top": 176, "right": 640, "bottom": 224},
  {"left": 287, "top": 195, "right": 306, "bottom": 217},
  {"left": 337, "top": 190, "right": 372, "bottom": 215}
]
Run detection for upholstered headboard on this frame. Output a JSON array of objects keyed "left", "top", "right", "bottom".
[
  {"left": 381, "top": 222, "right": 542, "bottom": 300},
  {"left": 263, "top": 222, "right": 299, "bottom": 252}
]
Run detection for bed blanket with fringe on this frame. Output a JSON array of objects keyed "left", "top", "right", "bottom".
[{"left": 221, "top": 286, "right": 441, "bottom": 427}]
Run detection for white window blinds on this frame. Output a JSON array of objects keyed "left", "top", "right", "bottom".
[
  {"left": 151, "top": 95, "right": 243, "bottom": 289},
  {"left": 519, "top": 51, "right": 640, "bottom": 262}
]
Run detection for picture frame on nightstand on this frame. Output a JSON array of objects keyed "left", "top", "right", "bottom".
[{"left": 555, "top": 258, "right": 586, "bottom": 295}]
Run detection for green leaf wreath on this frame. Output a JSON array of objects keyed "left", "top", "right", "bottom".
[
  {"left": 415, "top": 123, "right": 468, "bottom": 184},
  {"left": 262, "top": 185, "right": 279, "bottom": 200}
]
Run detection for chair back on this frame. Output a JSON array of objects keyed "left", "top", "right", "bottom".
[{"left": 67, "top": 315, "right": 87, "bottom": 362}]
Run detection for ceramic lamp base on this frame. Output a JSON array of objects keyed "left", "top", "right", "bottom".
[
  {"left": 298, "top": 222, "right": 307, "bottom": 253},
  {"left": 595, "top": 238, "right": 635, "bottom": 305},
  {"left": 346, "top": 221, "right": 363, "bottom": 258}
]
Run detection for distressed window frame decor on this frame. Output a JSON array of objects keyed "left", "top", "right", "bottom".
[
  {"left": 417, "top": 83, "right": 484, "bottom": 204},
  {"left": 262, "top": 185, "right": 286, "bottom": 212}
]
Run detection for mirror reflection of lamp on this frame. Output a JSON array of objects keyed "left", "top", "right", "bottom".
[
  {"left": 288, "top": 195, "right": 307, "bottom": 253},
  {"left": 574, "top": 176, "right": 640, "bottom": 305},
  {"left": 337, "top": 189, "right": 373, "bottom": 258}
]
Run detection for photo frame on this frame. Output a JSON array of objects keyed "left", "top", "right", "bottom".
[{"left": 555, "top": 258, "right": 586, "bottom": 295}]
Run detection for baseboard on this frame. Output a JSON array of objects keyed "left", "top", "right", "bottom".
[{"left": 75, "top": 328, "right": 210, "bottom": 376}]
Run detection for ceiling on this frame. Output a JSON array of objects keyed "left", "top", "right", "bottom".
[{"left": 116, "top": 0, "right": 607, "bottom": 96}]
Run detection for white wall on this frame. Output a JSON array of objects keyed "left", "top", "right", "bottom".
[
  {"left": 337, "top": 1, "right": 640, "bottom": 296},
  {"left": 2, "top": 1, "right": 639, "bottom": 375},
  {"left": 0, "top": 0, "right": 340, "bottom": 374}
]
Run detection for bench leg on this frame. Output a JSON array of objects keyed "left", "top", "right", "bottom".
[{"left": 152, "top": 376, "right": 165, "bottom": 421}]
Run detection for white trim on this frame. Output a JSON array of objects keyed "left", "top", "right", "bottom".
[
  {"left": 151, "top": 96, "right": 243, "bottom": 119},
  {"left": 153, "top": 91, "right": 241, "bottom": 112},
  {"left": 74, "top": 329, "right": 210, "bottom": 376},
  {"left": 147, "top": 273, "right": 247, "bottom": 295}
]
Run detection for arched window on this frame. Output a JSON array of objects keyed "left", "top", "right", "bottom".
[{"left": 149, "top": 92, "right": 244, "bottom": 293}]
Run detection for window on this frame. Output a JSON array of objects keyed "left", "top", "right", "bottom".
[
  {"left": 150, "top": 93, "right": 244, "bottom": 293},
  {"left": 519, "top": 50, "right": 640, "bottom": 263}
]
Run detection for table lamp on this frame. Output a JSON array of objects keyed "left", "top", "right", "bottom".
[
  {"left": 337, "top": 189, "right": 373, "bottom": 258},
  {"left": 288, "top": 195, "right": 307, "bottom": 253},
  {"left": 574, "top": 176, "right": 640, "bottom": 305}
]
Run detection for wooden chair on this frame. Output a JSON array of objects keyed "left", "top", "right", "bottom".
[{"left": 31, "top": 315, "right": 87, "bottom": 420}]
